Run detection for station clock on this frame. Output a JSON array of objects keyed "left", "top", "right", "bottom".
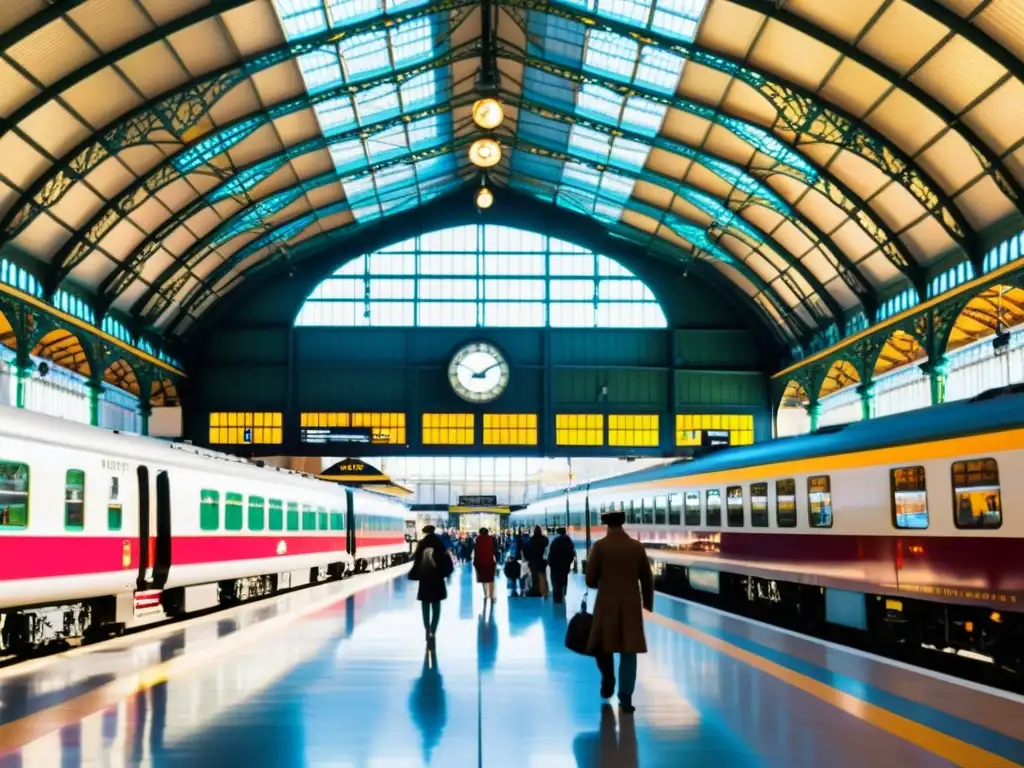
[{"left": 448, "top": 342, "right": 510, "bottom": 403}]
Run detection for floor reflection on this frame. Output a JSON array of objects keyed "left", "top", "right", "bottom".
[
  {"left": 409, "top": 649, "right": 447, "bottom": 765},
  {"left": 573, "top": 704, "right": 639, "bottom": 768}
]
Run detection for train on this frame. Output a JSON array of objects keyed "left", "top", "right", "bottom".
[
  {"left": 0, "top": 405, "right": 410, "bottom": 653},
  {"left": 513, "top": 384, "right": 1024, "bottom": 672}
]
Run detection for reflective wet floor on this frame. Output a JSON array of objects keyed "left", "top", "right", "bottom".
[{"left": 1, "top": 566, "right": 1023, "bottom": 766}]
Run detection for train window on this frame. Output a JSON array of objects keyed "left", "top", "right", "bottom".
[
  {"left": 705, "top": 489, "right": 721, "bottom": 526},
  {"left": 302, "top": 504, "right": 316, "bottom": 530},
  {"left": 248, "top": 496, "right": 265, "bottom": 531},
  {"left": 65, "top": 469, "right": 85, "bottom": 530},
  {"left": 726, "top": 486, "right": 744, "bottom": 527},
  {"left": 952, "top": 459, "right": 1001, "bottom": 529},
  {"left": 683, "top": 492, "right": 701, "bottom": 525},
  {"left": 641, "top": 499, "right": 653, "bottom": 525},
  {"left": 668, "top": 494, "right": 682, "bottom": 526},
  {"left": 0, "top": 461, "right": 29, "bottom": 528},
  {"left": 891, "top": 466, "right": 929, "bottom": 529},
  {"left": 318, "top": 507, "right": 328, "bottom": 530},
  {"left": 107, "top": 476, "right": 122, "bottom": 531},
  {"left": 286, "top": 501, "right": 299, "bottom": 531},
  {"left": 776, "top": 479, "right": 796, "bottom": 527},
  {"left": 330, "top": 510, "right": 344, "bottom": 530},
  {"left": 807, "top": 476, "right": 832, "bottom": 528},
  {"left": 199, "top": 489, "right": 219, "bottom": 531},
  {"left": 750, "top": 483, "right": 768, "bottom": 527},
  {"left": 225, "top": 493, "right": 243, "bottom": 531},
  {"left": 269, "top": 499, "right": 283, "bottom": 531},
  {"left": 654, "top": 497, "right": 667, "bottom": 525}
]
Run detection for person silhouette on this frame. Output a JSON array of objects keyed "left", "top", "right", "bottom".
[{"left": 409, "top": 649, "right": 447, "bottom": 763}]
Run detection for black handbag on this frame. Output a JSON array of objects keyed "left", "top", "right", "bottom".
[{"left": 565, "top": 592, "right": 594, "bottom": 656}]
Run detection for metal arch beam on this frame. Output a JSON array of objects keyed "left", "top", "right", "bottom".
[
  {"left": 171, "top": 185, "right": 797, "bottom": 345},
  {"left": 501, "top": 0, "right": 977, "bottom": 254},
  {"left": 124, "top": 89, "right": 837, "bottom": 333},
  {"left": 99, "top": 72, "right": 848, "bottom": 323},
  {"left": 505, "top": 127, "right": 845, "bottom": 324},
  {"left": 508, "top": 44, "right": 922, "bottom": 299},
  {"left": 134, "top": 140, "right": 476, "bottom": 321},
  {"left": 726, "top": 0, "right": 1024, "bottom": 219},
  {"left": 2, "top": 0, "right": 252, "bottom": 132},
  {"left": 176, "top": 158, "right": 809, "bottom": 341},
  {"left": 97, "top": 101, "right": 464, "bottom": 303},
  {"left": 52, "top": 47, "right": 476, "bottom": 296},
  {"left": 506, "top": 92, "right": 874, "bottom": 318},
  {"left": 494, "top": 164, "right": 812, "bottom": 338},
  {"left": 0, "top": 0, "right": 476, "bottom": 240},
  {"left": 94, "top": 54, "right": 871, "bottom": 317}
]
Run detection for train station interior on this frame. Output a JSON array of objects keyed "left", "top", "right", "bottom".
[{"left": 2, "top": 0, "right": 1024, "bottom": 765}]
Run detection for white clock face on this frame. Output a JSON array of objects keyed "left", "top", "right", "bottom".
[{"left": 448, "top": 342, "right": 510, "bottom": 403}]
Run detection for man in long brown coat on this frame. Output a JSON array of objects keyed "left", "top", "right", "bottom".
[{"left": 585, "top": 508, "right": 654, "bottom": 713}]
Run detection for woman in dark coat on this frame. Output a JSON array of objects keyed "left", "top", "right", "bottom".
[
  {"left": 585, "top": 509, "right": 654, "bottom": 713},
  {"left": 473, "top": 527, "right": 498, "bottom": 602},
  {"left": 409, "top": 525, "right": 454, "bottom": 644}
]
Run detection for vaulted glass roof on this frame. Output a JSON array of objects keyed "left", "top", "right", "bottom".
[{"left": 1, "top": 0, "right": 1023, "bottom": 352}]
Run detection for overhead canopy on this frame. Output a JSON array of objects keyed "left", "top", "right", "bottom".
[{"left": 1, "top": 0, "right": 1022, "bottom": 348}]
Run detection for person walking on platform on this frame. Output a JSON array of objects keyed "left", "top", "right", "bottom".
[
  {"left": 474, "top": 527, "right": 498, "bottom": 602},
  {"left": 525, "top": 526, "right": 550, "bottom": 598},
  {"left": 585, "top": 508, "right": 654, "bottom": 713},
  {"left": 548, "top": 527, "right": 576, "bottom": 604},
  {"left": 409, "top": 525, "right": 454, "bottom": 646}
]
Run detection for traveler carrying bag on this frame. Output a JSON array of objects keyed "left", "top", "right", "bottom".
[{"left": 565, "top": 591, "right": 594, "bottom": 656}]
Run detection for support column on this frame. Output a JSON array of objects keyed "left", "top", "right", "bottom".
[
  {"left": 857, "top": 381, "right": 876, "bottom": 421},
  {"left": 139, "top": 400, "right": 153, "bottom": 436},
  {"left": 920, "top": 357, "right": 950, "bottom": 406},
  {"left": 88, "top": 380, "right": 102, "bottom": 427},
  {"left": 15, "top": 363, "right": 31, "bottom": 409},
  {"left": 805, "top": 400, "right": 821, "bottom": 433}
]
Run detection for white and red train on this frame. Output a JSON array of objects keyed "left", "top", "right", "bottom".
[
  {"left": 0, "top": 405, "right": 410, "bottom": 652},
  {"left": 515, "top": 385, "right": 1024, "bottom": 671}
]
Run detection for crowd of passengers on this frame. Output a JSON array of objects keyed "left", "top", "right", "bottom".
[{"left": 408, "top": 512, "right": 654, "bottom": 714}]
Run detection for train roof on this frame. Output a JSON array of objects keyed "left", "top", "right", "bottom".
[
  {"left": 531, "top": 385, "right": 1024, "bottom": 503},
  {"left": 0, "top": 405, "right": 406, "bottom": 510}
]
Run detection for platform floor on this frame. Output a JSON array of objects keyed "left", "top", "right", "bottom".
[{"left": 1, "top": 566, "right": 1023, "bottom": 766}]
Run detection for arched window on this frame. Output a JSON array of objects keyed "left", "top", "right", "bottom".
[{"left": 295, "top": 225, "right": 667, "bottom": 329}]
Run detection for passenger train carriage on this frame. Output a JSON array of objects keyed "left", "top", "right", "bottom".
[
  {"left": 514, "top": 386, "right": 1024, "bottom": 671},
  {"left": 0, "top": 406, "right": 409, "bottom": 652}
]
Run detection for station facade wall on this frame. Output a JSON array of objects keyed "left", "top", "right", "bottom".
[{"left": 183, "top": 237, "right": 773, "bottom": 457}]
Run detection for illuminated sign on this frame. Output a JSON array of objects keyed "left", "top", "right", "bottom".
[
  {"left": 300, "top": 427, "right": 392, "bottom": 445},
  {"left": 458, "top": 495, "right": 497, "bottom": 506},
  {"left": 701, "top": 429, "right": 730, "bottom": 448}
]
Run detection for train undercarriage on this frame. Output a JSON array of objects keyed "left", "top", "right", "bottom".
[
  {"left": 0, "top": 551, "right": 411, "bottom": 655},
  {"left": 653, "top": 561, "right": 1024, "bottom": 678}
]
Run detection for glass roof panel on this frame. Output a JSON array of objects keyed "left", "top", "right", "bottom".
[{"left": 7, "top": 0, "right": 1024, "bottom": 354}]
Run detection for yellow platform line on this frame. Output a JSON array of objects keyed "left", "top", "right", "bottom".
[
  {"left": 0, "top": 567, "right": 407, "bottom": 756},
  {"left": 647, "top": 611, "right": 1021, "bottom": 768}
]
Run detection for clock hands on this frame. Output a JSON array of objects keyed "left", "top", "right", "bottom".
[{"left": 459, "top": 360, "right": 501, "bottom": 379}]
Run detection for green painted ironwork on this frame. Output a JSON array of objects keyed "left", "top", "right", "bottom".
[
  {"left": 502, "top": 0, "right": 974, "bottom": 251},
  {"left": 1, "top": 0, "right": 474, "bottom": 241}
]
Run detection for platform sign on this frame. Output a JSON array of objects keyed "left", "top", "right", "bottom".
[
  {"left": 300, "top": 427, "right": 390, "bottom": 445},
  {"left": 701, "top": 429, "right": 730, "bottom": 448},
  {"left": 458, "top": 495, "right": 497, "bottom": 506}
]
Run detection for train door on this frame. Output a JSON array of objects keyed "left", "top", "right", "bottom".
[
  {"left": 136, "top": 465, "right": 151, "bottom": 591},
  {"left": 153, "top": 471, "right": 172, "bottom": 589},
  {"left": 345, "top": 489, "right": 356, "bottom": 556}
]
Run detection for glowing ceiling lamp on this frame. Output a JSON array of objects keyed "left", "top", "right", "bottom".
[
  {"left": 469, "top": 137, "right": 501, "bottom": 168},
  {"left": 475, "top": 185, "right": 494, "bottom": 210},
  {"left": 472, "top": 98, "right": 505, "bottom": 130}
]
